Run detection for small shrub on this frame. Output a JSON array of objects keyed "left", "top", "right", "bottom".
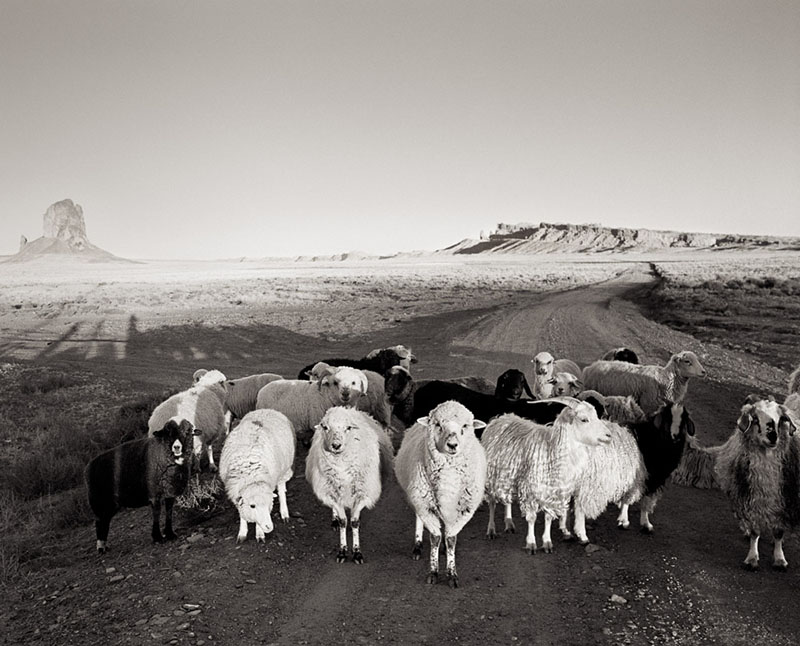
[{"left": 18, "top": 372, "right": 78, "bottom": 395}]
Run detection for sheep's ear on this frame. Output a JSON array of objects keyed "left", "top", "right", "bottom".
[
  {"left": 359, "top": 372, "right": 369, "bottom": 394},
  {"left": 683, "top": 412, "right": 696, "bottom": 437},
  {"left": 409, "top": 351, "right": 418, "bottom": 364},
  {"left": 744, "top": 393, "right": 762, "bottom": 405},
  {"left": 779, "top": 407, "right": 797, "bottom": 435},
  {"left": 737, "top": 407, "right": 754, "bottom": 432},
  {"left": 472, "top": 419, "right": 487, "bottom": 431},
  {"left": 192, "top": 427, "right": 203, "bottom": 436},
  {"left": 365, "top": 348, "right": 382, "bottom": 359},
  {"left": 177, "top": 420, "right": 195, "bottom": 436},
  {"left": 235, "top": 496, "right": 243, "bottom": 507},
  {"left": 416, "top": 416, "right": 430, "bottom": 427},
  {"left": 573, "top": 378, "right": 584, "bottom": 392},
  {"left": 153, "top": 419, "right": 179, "bottom": 438}
]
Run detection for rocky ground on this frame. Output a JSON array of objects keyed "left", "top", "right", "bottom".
[{"left": 1, "top": 257, "right": 799, "bottom": 646}]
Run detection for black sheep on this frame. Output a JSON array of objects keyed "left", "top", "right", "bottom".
[
  {"left": 494, "top": 369, "right": 534, "bottom": 401},
  {"left": 601, "top": 347, "right": 640, "bottom": 364},
  {"left": 410, "top": 381, "right": 602, "bottom": 438},
  {"left": 297, "top": 345, "right": 416, "bottom": 380},
  {"left": 621, "top": 402, "right": 695, "bottom": 533},
  {"left": 85, "top": 418, "right": 197, "bottom": 553}
]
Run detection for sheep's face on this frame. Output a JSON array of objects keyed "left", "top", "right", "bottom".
[
  {"left": 236, "top": 482, "right": 274, "bottom": 535},
  {"left": 317, "top": 406, "right": 360, "bottom": 454},
  {"left": 393, "top": 345, "right": 417, "bottom": 370},
  {"left": 154, "top": 418, "right": 197, "bottom": 465},
  {"left": 737, "top": 400, "right": 796, "bottom": 448},
  {"left": 558, "top": 402, "right": 612, "bottom": 446},
  {"left": 324, "top": 367, "right": 368, "bottom": 405},
  {"left": 496, "top": 369, "right": 528, "bottom": 401},
  {"left": 553, "top": 372, "right": 583, "bottom": 397},
  {"left": 652, "top": 403, "right": 695, "bottom": 440},
  {"left": 673, "top": 351, "right": 707, "bottom": 379},
  {"left": 192, "top": 368, "right": 208, "bottom": 384},
  {"left": 532, "top": 352, "right": 554, "bottom": 377},
  {"left": 418, "top": 401, "right": 486, "bottom": 456}
]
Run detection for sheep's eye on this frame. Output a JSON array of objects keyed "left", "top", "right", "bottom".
[
  {"left": 346, "top": 425, "right": 353, "bottom": 431},
  {"left": 250, "top": 504, "right": 256, "bottom": 509},
  {"left": 767, "top": 421, "right": 775, "bottom": 430},
  {"left": 579, "top": 416, "right": 589, "bottom": 423}
]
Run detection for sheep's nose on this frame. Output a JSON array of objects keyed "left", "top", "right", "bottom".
[
  {"left": 446, "top": 439, "right": 458, "bottom": 451},
  {"left": 331, "top": 440, "right": 342, "bottom": 451},
  {"left": 767, "top": 431, "right": 778, "bottom": 444}
]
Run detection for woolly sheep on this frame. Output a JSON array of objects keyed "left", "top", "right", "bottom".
[
  {"left": 357, "top": 369, "right": 394, "bottom": 428},
  {"left": 394, "top": 401, "right": 487, "bottom": 587},
  {"left": 255, "top": 366, "right": 369, "bottom": 436},
  {"left": 305, "top": 407, "right": 393, "bottom": 563},
  {"left": 148, "top": 369, "right": 228, "bottom": 472},
  {"left": 673, "top": 398, "right": 798, "bottom": 569},
  {"left": 416, "top": 375, "right": 496, "bottom": 395},
  {"left": 85, "top": 418, "right": 197, "bottom": 553},
  {"left": 531, "top": 352, "right": 581, "bottom": 399},
  {"left": 582, "top": 351, "right": 707, "bottom": 416},
  {"left": 616, "top": 403, "right": 696, "bottom": 533},
  {"left": 297, "top": 345, "right": 417, "bottom": 380},
  {"left": 601, "top": 347, "right": 640, "bottom": 364},
  {"left": 495, "top": 369, "right": 534, "bottom": 401},
  {"left": 218, "top": 409, "right": 296, "bottom": 543},
  {"left": 577, "top": 390, "right": 647, "bottom": 426},
  {"left": 482, "top": 402, "right": 612, "bottom": 554},
  {"left": 221, "top": 372, "right": 284, "bottom": 432}
]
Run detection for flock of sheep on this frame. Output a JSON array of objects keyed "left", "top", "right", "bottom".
[{"left": 84, "top": 344, "right": 800, "bottom": 585}]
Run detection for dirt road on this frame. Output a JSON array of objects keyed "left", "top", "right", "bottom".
[{"left": 4, "top": 263, "right": 799, "bottom": 646}]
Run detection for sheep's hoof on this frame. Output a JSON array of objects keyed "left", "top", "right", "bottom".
[
  {"left": 164, "top": 530, "right": 177, "bottom": 541},
  {"left": 486, "top": 529, "right": 497, "bottom": 540},
  {"left": 96, "top": 546, "right": 107, "bottom": 555},
  {"left": 208, "top": 464, "right": 218, "bottom": 473},
  {"left": 525, "top": 544, "right": 537, "bottom": 555},
  {"left": 617, "top": 521, "right": 630, "bottom": 530},
  {"left": 743, "top": 560, "right": 759, "bottom": 572},
  {"left": 352, "top": 550, "right": 364, "bottom": 564},
  {"left": 447, "top": 572, "right": 459, "bottom": 588},
  {"left": 152, "top": 533, "right": 164, "bottom": 544},
  {"left": 331, "top": 518, "right": 340, "bottom": 530},
  {"left": 542, "top": 541, "right": 553, "bottom": 554},
  {"left": 412, "top": 542, "right": 422, "bottom": 560},
  {"left": 504, "top": 520, "right": 516, "bottom": 534},
  {"left": 256, "top": 535, "right": 265, "bottom": 544},
  {"left": 336, "top": 548, "right": 349, "bottom": 563},
  {"left": 426, "top": 572, "right": 439, "bottom": 585},
  {"left": 639, "top": 525, "right": 654, "bottom": 535},
  {"left": 578, "top": 537, "right": 590, "bottom": 546},
  {"left": 772, "top": 561, "right": 788, "bottom": 572},
  {"left": 562, "top": 532, "right": 575, "bottom": 543},
  {"left": 281, "top": 516, "right": 290, "bottom": 524},
  {"left": 236, "top": 534, "right": 247, "bottom": 544}
]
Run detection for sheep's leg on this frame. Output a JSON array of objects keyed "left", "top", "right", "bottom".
[
  {"left": 412, "top": 515, "right": 424, "bottom": 560},
  {"left": 331, "top": 509, "right": 339, "bottom": 530},
  {"left": 206, "top": 443, "right": 217, "bottom": 473},
  {"left": 95, "top": 517, "right": 111, "bottom": 554},
  {"left": 524, "top": 507, "right": 539, "bottom": 554},
  {"left": 237, "top": 516, "right": 249, "bottom": 543},
  {"left": 351, "top": 502, "right": 367, "bottom": 564},
  {"left": 277, "top": 481, "right": 290, "bottom": 523},
  {"left": 772, "top": 530, "right": 788, "bottom": 571},
  {"left": 163, "top": 498, "right": 177, "bottom": 541},
  {"left": 445, "top": 533, "right": 459, "bottom": 588},
  {"left": 560, "top": 502, "right": 574, "bottom": 541},
  {"left": 744, "top": 534, "right": 760, "bottom": 570},
  {"left": 574, "top": 506, "right": 589, "bottom": 545},
  {"left": 504, "top": 503, "right": 516, "bottom": 534},
  {"left": 150, "top": 500, "right": 164, "bottom": 543},
  {"left": 336, "top": 508, "right": 349, "bottom": 563},
  {"left": 224, "top": 410, "right": 233, "bottom": 435},
  {"left": 486, "top": 499, "right": 497, "bottom": 539},
  {"left": 617, "top": 503, "right": 630, "bottom": 529},
  {"left": 542, "top": 512, "right": 556, "bottom": 554},
  {"left": 639, "top": 495, "right": 658, "bottom": 534},
  {"left": 427, "top": 531, "right": 442, "bottom": 584}
]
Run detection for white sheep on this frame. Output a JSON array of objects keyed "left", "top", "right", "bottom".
[
  {"left": 582, "top": 351, "right": 707, "bottom": 415},
  {"left": 357, "top": 369, "right": 393, "bottom": 428},
  {"left": 222, "top": 372, "right": 284, "bottom": 432},
  {"left": 218, "top": 409, "right": 296, "bottom": 542},
  {"left": 482, "top": 402, "right": 612, "bottom": 554},
  {"left": 531, "top": 352, "right": 581, "bottom": 399},
  {"left": 255, "top": 366, "right": 369, "bottom": 436},
  {"left": 394, "top": 401, "right": 487, "bottom": 587},
  {"left": 305, "top": 406, "right": 393, "bottom": 563},
  {"left": 148, "top": 369, "right": 228, "bottom": 472},
  {"left": 568, "top": 419, "right": 646, "bottom": 544},
  {"left": 553, "top": 372, "right": 583, "bottom": 397}
]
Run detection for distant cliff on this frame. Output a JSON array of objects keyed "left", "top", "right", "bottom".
[{"left": 444, "top": 222, "right": 800, "bottom": 255}]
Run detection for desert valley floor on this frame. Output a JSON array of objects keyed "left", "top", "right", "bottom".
[{"left": 1, "top": 252, "right": 799, "bottom": 646}]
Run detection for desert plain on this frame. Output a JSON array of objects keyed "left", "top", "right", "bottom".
[{"left": 1, "top": 250, "right": 800, "bottom": 645}]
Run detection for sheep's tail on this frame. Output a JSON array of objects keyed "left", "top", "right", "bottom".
[{"left": 671, "top": 435, "right": 719, "bottom": 489}]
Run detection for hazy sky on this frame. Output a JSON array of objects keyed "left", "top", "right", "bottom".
[{"left": 2, "top": 1, "right": 798, "bottom": 259}]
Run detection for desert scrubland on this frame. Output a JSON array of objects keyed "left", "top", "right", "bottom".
[{"left": 1, "top": 251, "right": 800, "bottom": 646}]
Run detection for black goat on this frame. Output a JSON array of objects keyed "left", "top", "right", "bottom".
[
  {"left": 298, "top": 345, "right": 416, "bottom": 380},
  {"left": 494, "top": 369, "right": 534, "bottom": 401}
]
